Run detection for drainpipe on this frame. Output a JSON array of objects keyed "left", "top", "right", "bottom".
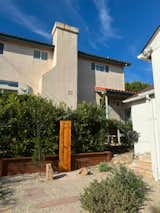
[
  {"left": 151, "top": 47, "right": 160, "bottom": 181},
  {"left": 146, "top": 93, "right": 160, "bottom": 180}
]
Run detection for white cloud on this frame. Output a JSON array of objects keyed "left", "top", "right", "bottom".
[
  {"left": 94, "top": 0, "right": 121, "bottom": 40},
  {"left": 64, "top": 0, "right": 90, "bottom": 33},
  {"left": 63, "top": 0, "right": 98, "bottom": 48},
  {"left": 64, "top": 0, "right": 122, "bottom": 49},
  {"left": 0, "top": 0, "right": 50, "bottom": 39}
]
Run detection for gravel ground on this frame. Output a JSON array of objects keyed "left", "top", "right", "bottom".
[
  {"left": 0, "top": 166, "right": 109, "bottom": 213},
  {"left": 0, "top": 156, "right": 160, "bottom": 213}
]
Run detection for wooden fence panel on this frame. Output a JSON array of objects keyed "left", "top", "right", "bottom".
[{"left": 59, "top": 120, "right": 71, "bottom": 172}]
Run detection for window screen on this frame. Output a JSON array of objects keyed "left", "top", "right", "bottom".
[
  {"left": 41, "top": 52, "right": 48, "bottom": 60},
  {"left": 105, "top": 65, "right": 109, "bottom": 72},
  {"left": 34, "top": 50, "right": 40, "bottom": 59}
]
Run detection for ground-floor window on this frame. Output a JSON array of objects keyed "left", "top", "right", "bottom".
[{"left": 0, "top": 80, "right": 18, "bottom": 94}]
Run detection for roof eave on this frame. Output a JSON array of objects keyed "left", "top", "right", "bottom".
[
  {"left": 137, "top": 53, "right": 151, "bottom": 62},
  {"left": 123, "top": 89, "right": 154, "bottom": 103},
  {"left": 140, "top": 26, "right": 160, "bottom": 55},
  {"left": 0, "top": 33, "right": 54, "bottom": 49},
  {"left": 78, "top": 51, "right": 130, "bottom": 67}
]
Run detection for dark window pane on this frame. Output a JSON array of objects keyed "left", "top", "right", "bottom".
[
  {"left": 105, "top": 65, "right": 109, "bottom": 72},
  {"left": 0, "top": 80, "right": 18, "bottom": 87},
  {"left": 91, "top": 62, "right": 95, "bottom": 70},
  {"left": 95, "top": 64, "right": 105, "bottom": 72},
  {"left": 41, "top": 52, "right": 48, "bottom": 60},
  {"left": 34, "top": 50, "right": 40, "bottom": 59},
  {"left": 0, "top": 43, "right": 4, "bottom": 54}
]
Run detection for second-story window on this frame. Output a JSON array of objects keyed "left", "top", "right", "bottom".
[
  {"left": 95, "top": 64, "right": 105, "bottom": 72},
  {"left": 41, "top": 52, "right": 48, "bottom": 60},
  {"left": 33, "top": 50, "right": 48, "bottom": 60},
  {"left": 0, "top": 43, "right": 4, "bottom": 54},
  {"left": 34, "top": 50, "right": 41, "bottom": 59},
  {"left": 91, "top": 62, "right": 109, "bottom": 72}
]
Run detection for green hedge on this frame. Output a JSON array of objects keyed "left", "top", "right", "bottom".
[
  {"left": 0, "top": 94, "right": 132, "bottom": 158},
  {"left": 0, "top": 94, "right": 66, "bottom": 157}
]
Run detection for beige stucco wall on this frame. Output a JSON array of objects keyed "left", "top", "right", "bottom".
[
  {"left": 95, "top": 63, "right": 125, "bottom": 90},
  {"left": 41, "top": 22, "right": 79, "bottom": 109},
  {"left": 78, "top": 58, "right": 125, "bottom": 103},
  {"left": 0, "top": 40, "right": 53, "bottom": 94}
]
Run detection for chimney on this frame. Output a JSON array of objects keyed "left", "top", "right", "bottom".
[{"left": 51, "top": 22, "right": 79, "bottom": 109}]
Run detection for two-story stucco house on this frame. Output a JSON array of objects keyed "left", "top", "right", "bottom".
[{"left": 0, "top": 22, "right": 132, "bottom": 120}]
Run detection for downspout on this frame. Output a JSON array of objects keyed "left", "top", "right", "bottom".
[{"left": 146, "top": 94, "right": 159, "bottom": 180}]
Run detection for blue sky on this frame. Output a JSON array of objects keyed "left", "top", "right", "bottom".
[{"left": 0, "top": 0, "right": 159, "bottom": 84}]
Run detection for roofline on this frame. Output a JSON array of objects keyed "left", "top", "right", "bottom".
[
  {"left": 95, "top": 87, "right": 134, "bottom": 96},
  {"left": 0, "top": 32, "right": 54, "bottom": 49},
  {"left": 78, "top": 51, "right": 130, "bottom": 67},
  {"left": 123, "top": 87, "right": 154, "bottom": 103},
  {"left": 140, "top": 26, "right": 160, "bottom": 54},
  {"left": 0, "top": 32, "right": 130, "bottom": 66}
]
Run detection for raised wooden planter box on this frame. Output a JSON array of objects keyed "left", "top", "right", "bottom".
[{"left": 0, "top": 151, "right": 112, "bottom": 177}]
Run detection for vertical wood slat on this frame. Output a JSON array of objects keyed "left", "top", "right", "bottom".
[{"left": 59, "top": 120, "right": 71, "bottom": 172}]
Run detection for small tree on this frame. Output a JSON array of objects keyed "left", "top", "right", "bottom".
[{"left": 125, "top": 81, "right": 151, "bottom": 92}]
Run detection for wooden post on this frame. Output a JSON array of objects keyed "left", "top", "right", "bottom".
[
  {"left": 59, "top": 120, "right": 71, "bottom": 172},
  {"left": 46, "top": 163, "right": 54, "bottom": 181}
]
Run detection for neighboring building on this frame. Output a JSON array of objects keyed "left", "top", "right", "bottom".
[
  {"left": 123, "top": 86, "right": 155, "bottom": 155},
  {"left": 0, "top": 22, "right": 132, "bottom": 120},
  {"left": 124, "top": 26, "right": 160, "bottom": 180}
]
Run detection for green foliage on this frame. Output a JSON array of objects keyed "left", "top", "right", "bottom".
[
  {"left": 80, "top": 166, "right": 148, "bottom": 213},
  {"left": 125, "top": 81, "right": 151, "bottom": 92},
  {"left": 107, "top": 119, "right": 133, "bottom": 146},
  {"left": 32, "top": 137, "right": 45, "bottom": 166},
  {"left": 0, "top": 94, "right": 66, "bottom": 157},
  {"left": 0, "top": 94, "right": 133, "bottom": 158},
  {"left": 98, "top": 162, "right": 112, "bottom": 172},
  {"left": 70, "top": 102, "right": 107, "bottom": 153}
]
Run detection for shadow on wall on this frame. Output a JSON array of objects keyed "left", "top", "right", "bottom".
[
  {"left": 77, "top": 59, "right": 96, "bottom": 103},
  {"left": 109, "top": 98, "right": 125, "bottom": 121}
]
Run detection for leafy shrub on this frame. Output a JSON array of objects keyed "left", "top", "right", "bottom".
[
  {"left": 80, "top": 166, "right": 148, "bottom": 213},
  {"left": 98, "top": 162, "right": 112, "bottom": 172},
  {"left": 0, "top": 94, "right": 66, "bottom": 157},
  {"left": 70, "top": 102, "right": 107, "bottom": 153},
  {"left": 0, "top": 94, "right": 133, "bottom": 158}
]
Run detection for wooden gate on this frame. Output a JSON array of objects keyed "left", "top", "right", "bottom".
[{"left": 59, "top": 120, "right": 71, "bottom": 172}]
